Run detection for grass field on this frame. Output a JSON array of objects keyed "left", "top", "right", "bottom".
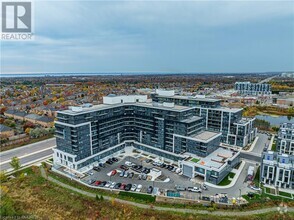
[{"left": 218, "top": 172, "right": 235, "bottom": 186}]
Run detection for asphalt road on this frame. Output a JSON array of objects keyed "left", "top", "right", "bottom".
[
  {"left": 0, "top": 138, "right": 55, "bottom": 171},
  {"left": 251, "top": 133, "right": 271, "bottom": 154}
]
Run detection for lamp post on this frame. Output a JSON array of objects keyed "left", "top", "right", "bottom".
[{"left": 239, "top": 189, "right": 241, "bottom": 198}]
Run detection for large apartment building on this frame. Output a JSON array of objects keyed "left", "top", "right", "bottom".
[
  {"left": 261, "top": 123, "right": 294, "bottom": 189},
  {"left": 234, "top": 82, "right": 271, "bottom": 96},
  {"left": 151, "top": 90, "right": 257, "bottom": 147},
  {"left": 53, "top": 94, "right": 241, "bottom": 184}
]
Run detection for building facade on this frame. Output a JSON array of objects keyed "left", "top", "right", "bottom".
[
  {"left": 235, "top": 82, "right": 271, "bottom": 96},
  {"left": 277, "top": 123, "right": 294, "bottom": 155},
  {"left": 151, "top": 90, "right": 257, "bottom": 147},
  {"left": 54, "top": 95, "right": 213, "bottom": 169},
  {"left": 261, "top": 151, "right": 294, "bottom": 189}
]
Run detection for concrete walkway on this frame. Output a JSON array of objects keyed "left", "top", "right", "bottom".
[
  {"left": 205, "top": 161, "right": 246, "bottom": 189},
  {"left": 40, "top": 167, "right": 293, "bottom": 216}
]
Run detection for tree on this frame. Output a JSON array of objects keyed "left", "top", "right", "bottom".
[
  {"left": 9, "top": 157, "right": 20, "bottom": 171},
  {"left": 0, "top": 170, "right": 7, "bottom": 183}
]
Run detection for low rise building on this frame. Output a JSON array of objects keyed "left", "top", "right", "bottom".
[
  {"left": 181, "top": 147, "right": 240, "bottom": 184},
  {"left": 0, "top": 124, "right": 14, "bottom": 138}
]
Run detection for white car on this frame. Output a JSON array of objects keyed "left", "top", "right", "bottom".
[
  {"left": 125, "top": 161, "right": 134, "bottom": 167},
  {"left": 136, "top": 184, "right": 142, "bottom": 192},
  {"left": 187, "top": 187, "right": 202, "bottom": 193},
  {"left": 87, "top": 171, "right": 94, "bottom": 176},
  {"left": 250, "top": 185, "right": 261, "bottom": 191},
  {"left": 176, "top": 168, "right": 182, "bottom": 174},
  {"left": 105, "top": 181, "right": 112, "bottom": 188},
  {"left": 124, "top": 172, "right": 129, "bottom": 178},
  {"left": 131, "top": 184, "right": 137, "bottom": 191},
  {"left": 110, "top": 182, "right": 116, "bottom": 189}
]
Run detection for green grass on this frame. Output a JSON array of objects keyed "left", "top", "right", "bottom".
[
  {"left": 271, "top": 142, "right": 276, "bottom": 151},
  {"left": 278, "top": 191, "right": 292, "bottom": 198},
  {"left": 218, "top": 172, "right": 235, "bottom": 186},
  {"left": 253, "top": 166, "right": 260, "bottom": 186},
  {"left": 119, "top": 191, "right": 156, "bottom": 203},
  {"left": 190, "top": 158, "right": 200, "bottom": 163}
]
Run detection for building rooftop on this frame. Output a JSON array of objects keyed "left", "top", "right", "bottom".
[
  {"left": 198, "top": 147, "right": 238, "bottom": 170},
  {"left": 190, "top": 130, "right": 221, "bottom": 142},
  {"left": 59, "top": 101, "right": 195, "bottom": 115},
  {"left": 0, "top": 124, "right": 13, "bottom": 132}
]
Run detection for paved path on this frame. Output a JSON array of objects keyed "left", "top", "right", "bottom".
[{"left": 41, "top": 168, "right": 293, "bottom": 216}]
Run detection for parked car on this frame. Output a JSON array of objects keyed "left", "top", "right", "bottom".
[
  {"left": 114, "top": 183, "right": 121, "bottom": 189},
  {"left": 125, "top": 161, "right": 134, "bottom": 167},
  {"left": 111, "top": 170, "right": 117, "bottom": 176},
  {"left": 219, "top": 196, "right": 228, "bottom": 203},
  {"left": 250, "top": 185, "right": 261, "bottom": 191},
  {"left": 93, "top": 166, "right": 101, "bottom": 172},
  {"left": 119, "top": 165, "right": 129, "bottom": 171},
  {"left": 99, "top": 163, "right": 105, "bottom": 167},
  {"left": 99, "top": 181, "right": 107, "bottom": 187},
  {"left": 120, "top": 170, "right": 125, "bottom": 177},
  {"left": 136, "top": 184, "right": 142, "bottom": 192},
  {"left": 120, "top": 183, "right": 126, "bottom": 190},
  {"left": 201, "top": 196, "right": 211, "bottom": 201},
  {"left": 87, "top": 171, "right": 94, "bottom": 175},
  {"left": 142, "top": 174, "right": 147, "bottom": 180},
  {"left": 187, "top": 187, "right": 202, "bottom": 193},
  {"left": 88, "top": 179, "right": 95, "bottom": 185},
  {"left": 147, "top": 186, "right": 153, "bottom": 194},
  {"left": 131, "top": 184, "right": 137, "bottom": 191},
  {"left": 110, "top": 182, "right": 116, "bottom": 189},
  {"left": 125, "top": 184, "right": 132, "bottom": 191},
  {"left": 111, "top": 157, "right": 118, "bottom": 162},
  {"left": 172, "top": 167, "right": 177, "bottom": 172},
  {"left": 95, "top": 180, "right": 102, "bottom": 186},
  {"left": 124, "top": 172, "right": 129, "bottom": 178},
  {"left": 175, "top": 185, "right": 186, "bottom": 191},
  {"left": 152, "top": 161, "right": 157, "bottom": 166},
  {"left": 128, "top": 172, "right": 134, "bottom": 178},
  {"left": 176, "top": 168, "right": 182, "bottom": 174},
  {"left": 105, "top": 181, "right": 112, "bottom": 188},
  {"left": 145, "top": 159, "right": 153, "bottom": 163},
  {"left": 106, "top": 160, "right": 113, "bottom": 165},
  {"left": 168, "top": 165, "right": 174, "bottom": 171}
]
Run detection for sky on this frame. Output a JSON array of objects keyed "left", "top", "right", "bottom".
[{"left": 1, "top": 0, "right": 294, "bottom": 74}]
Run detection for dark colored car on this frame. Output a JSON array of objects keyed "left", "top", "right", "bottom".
[
  {"left": 125, "top": 184, "right": 132, "bottom": 191},
  {"left": 145, "top": 159, "right": 153, "bottom": 163},
  {"left": 168, "top": 165, "right": 174, "bottom": 171},
  {"left": 201, "top": 196, "right": 211, "bottom": 201},
  {"left": 128, "top": 172, "right": 134, "bottom": 178},
  {"left": 99, "top": 181, "right": 107, "bottom": 187},
  {"left": 147, "top": 186, "right": 153, "bottom": 194},
  {"left": 106, "top": 160, "right": 113, "bottom": 165},
  {"left": 119, "top": 165, "right": 129, "bottom": 171},
  {"left": 114, "top": 183, "right": 121, "bottom": 189},
  {"left": 99, "top": 163, "right": 105, "bottom": 167},
  {"left": 111, "top": 157, "right": 118, "bottom": 162},
  {"left": 93, "top": 166, "right": 101, "bottom": 172}
]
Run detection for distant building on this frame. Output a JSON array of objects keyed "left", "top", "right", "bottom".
[
  {"left": 277, "top": 123, "right": 294, "bottom": 155},
  {"left": 4, "top": 110, "right": 54, "bottom": 128},
  {"left": 235, "top": 82, "right": 271, "bottom": 96},
  {"left": 261, "top": 151, "right": 293, "bottom": 189},
  {"left": 0, "top": 124, "right": 14, "bottom": 138}
]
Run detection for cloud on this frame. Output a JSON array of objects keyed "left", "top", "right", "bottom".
[{"left": 1, "top": 0, "right": 294, "bottom": 73}]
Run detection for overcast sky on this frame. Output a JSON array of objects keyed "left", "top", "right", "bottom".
[{"left": 1, "top": 0, "right": 294, "bottom": 74}]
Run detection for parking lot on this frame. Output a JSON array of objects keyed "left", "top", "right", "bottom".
[{"left": 81, "top": 155, "right": 204, "bottom": 194}]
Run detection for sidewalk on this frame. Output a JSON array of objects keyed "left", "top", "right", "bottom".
[{"left": 205, "top": 161, "right": 246, "bottom": 189}]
